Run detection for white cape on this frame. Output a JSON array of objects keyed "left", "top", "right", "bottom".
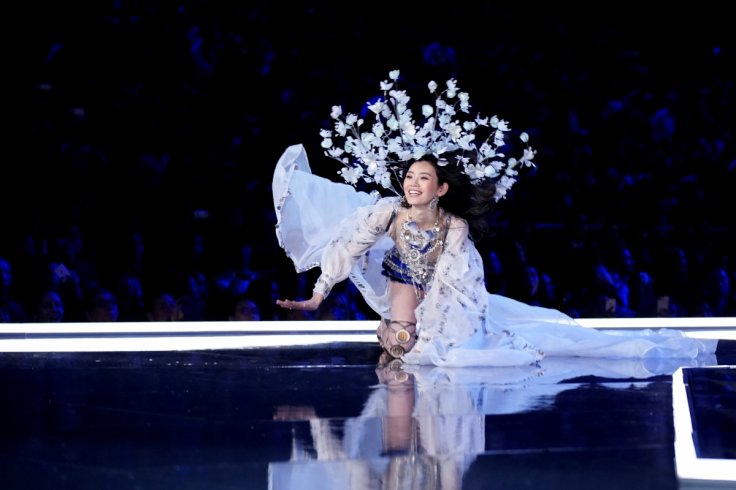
[{"left": 273, "top": 144, "right": 718, "bottom": 367}]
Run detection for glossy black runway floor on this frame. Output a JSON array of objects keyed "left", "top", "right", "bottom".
[{"left": 1, "top": 332, "right": 734, "bottom": 490}]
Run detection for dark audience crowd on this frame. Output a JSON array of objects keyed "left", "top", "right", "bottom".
[{"left": 3, "top": 3, "right": 734, "bottom": 323}]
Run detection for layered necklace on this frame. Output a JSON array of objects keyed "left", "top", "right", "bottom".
[{"left": 400, "top": 207, "right": 444, "bottom": 292}]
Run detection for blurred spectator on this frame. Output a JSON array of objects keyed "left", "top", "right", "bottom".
[
  {"left": 0, "top": 300, "right": 12, "bottom": 323},
  {"left": 484, "top": 250, "right": 508, "bottom": 295},
  {"left": 115, "top": 272, "right": 146, "bottom": 321},
  {"left": 693, "top": 265, "right": 734, "bottom": 317},
  {"left": 35, "top": 289, "right": 65, "bottom": 323},
  {"left": 0, "top": 256, "right": 28, "bottom": 322},
  {"left": 146, "top": 292, "right": 183, "bottom": 321},
  {"left": 85, "top": 288, "right": 119, "bottom": 322},
  {"left": 177, "top": 270, "right": 209, "bottom": 321},
  {"left": 228, "top": 295, "right": 261, "bottom": 321},
  {"left": 317, "top": 287, "right": 355, "bottom": 321},
  {"left": 45, "top": 261, "right": 84, "bottom": 321}
]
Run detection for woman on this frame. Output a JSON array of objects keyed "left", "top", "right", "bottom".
[
  {"left": 273, "top": 71, "right": 717, "bottom": 366},
  {"left": 273, "top": 145, "right": 716, "bottom": 367}
]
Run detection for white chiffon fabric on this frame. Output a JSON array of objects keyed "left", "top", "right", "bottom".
[{"left": 273, "top": 144, "right": 718, "bottom": 367}]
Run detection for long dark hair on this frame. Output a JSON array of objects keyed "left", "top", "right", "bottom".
[{"left": 400, "top": 152, "right": 496, "bottom": 241}]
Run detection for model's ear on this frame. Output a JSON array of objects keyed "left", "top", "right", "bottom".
[{"left": 438, "top": 182, "right": 449, "bottom": 197}]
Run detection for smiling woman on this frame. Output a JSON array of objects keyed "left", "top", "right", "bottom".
[{"left": 272, "top": 71, "right": 718, "bottom": 367}]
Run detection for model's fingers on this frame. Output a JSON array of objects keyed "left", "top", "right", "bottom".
[{"left": 276, "top": 299, "right": 295, "bottom": 310}]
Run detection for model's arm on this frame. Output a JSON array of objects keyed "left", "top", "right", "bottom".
[{"left": 277, "top": 200, "right": 396, "bottom": 311}]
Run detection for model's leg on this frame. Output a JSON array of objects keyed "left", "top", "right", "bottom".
[{"left": 378, "top": 282, "right": 420, "bottom": 357}]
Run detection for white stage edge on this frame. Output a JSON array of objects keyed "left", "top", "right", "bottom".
[{"left": 1, "top": 318, "right": 735, "bottom": 352}]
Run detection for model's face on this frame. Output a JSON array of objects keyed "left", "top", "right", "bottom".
[{"left": 403, "top": 160, "right": 447, "bottom": 207}]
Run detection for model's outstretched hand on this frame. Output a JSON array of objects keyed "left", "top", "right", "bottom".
[{"left": 276, "top": 293, "right": 324, "bottom": 312}]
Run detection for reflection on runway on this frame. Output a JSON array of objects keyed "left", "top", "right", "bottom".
[{"left": 269, "top": 352, "right": 722, "bottom": 490}]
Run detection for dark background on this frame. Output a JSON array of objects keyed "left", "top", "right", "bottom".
[{"left": 4, "top": 2, "right": 735, "bottom": 320}]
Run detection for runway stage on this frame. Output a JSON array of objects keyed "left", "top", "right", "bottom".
[{"left": 1, "top": 319, "right": 734, "bottom": 489}]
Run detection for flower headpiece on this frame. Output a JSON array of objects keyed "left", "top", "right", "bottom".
[{"left": 320, "top": 70, "right": 537, "bottom": 201}]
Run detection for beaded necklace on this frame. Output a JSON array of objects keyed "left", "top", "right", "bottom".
[{"left": 400, "top": 207, "right": 444, "bottom": 294}]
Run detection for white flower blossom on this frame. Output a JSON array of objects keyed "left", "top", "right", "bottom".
[
  {"left": 445, "top": 123, "right": 462, "bottom": 140},
  {"left": 446, "top": 78, "right": 458, "bottom": 97},
  {"left": 339, "top": 166, "right": 362, "bottom": 184},
  {"left": 372, "top": 123, "right": 385, "bottom": 138},
  {"left": 330, "top": 106, "right": 342, "bottom": 119},
  {"left": 479, "top": 143, "right": 496, "bottom": 159},
  {"left": 498, "top": 175, "right": 516, "bottom": 192},
  {"left": 484, "top": 165, "right": 498, "bottom": 178},
  {"left": 367, "top": 100, "right": 384, "bottom": 114},
  {"left": 458, "top": 134, "right": 475, "bottom": 150},
  {"left": 335, "top": 121, "right": 347, "bottom": 136},
  {"left": 491, "top": 117, "right": 509, "bottom": 131},
  {"left": 490, "top": 160, "right": 504, "bottom": 172},
  {"left": 520, "top": 148, "right": 536, "bottom": 166},
  {"left": 400, "top": 117, "right": 416, "bottom": 133},
  {"left": 379, "top": 172, "right": 392, "bottom": 189}
]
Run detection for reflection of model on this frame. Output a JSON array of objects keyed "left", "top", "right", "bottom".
[
  {"left": 269, "top": 355, "right": 713, "bottom": 489},
  {"left": 273, "top": 71, "right": 717, "bottom": 367},
  {"left": 269, "top": 357, "right": 477, "bottom": 490}
]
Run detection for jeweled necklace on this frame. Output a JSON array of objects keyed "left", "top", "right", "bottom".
[{"left": 400, "top": 207, "right": 443, "bottom": 289}]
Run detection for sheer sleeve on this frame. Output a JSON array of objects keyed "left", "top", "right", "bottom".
[
  {"left": 313, "top": 198, "right": 396, "bottom": 299},
  {"left": 273, "top": 144, "right": 380, "bottom": 273}
]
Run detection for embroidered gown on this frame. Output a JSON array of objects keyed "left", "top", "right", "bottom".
[{"left": 274, "top": 144, "right": 717, "bottom": 367}]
